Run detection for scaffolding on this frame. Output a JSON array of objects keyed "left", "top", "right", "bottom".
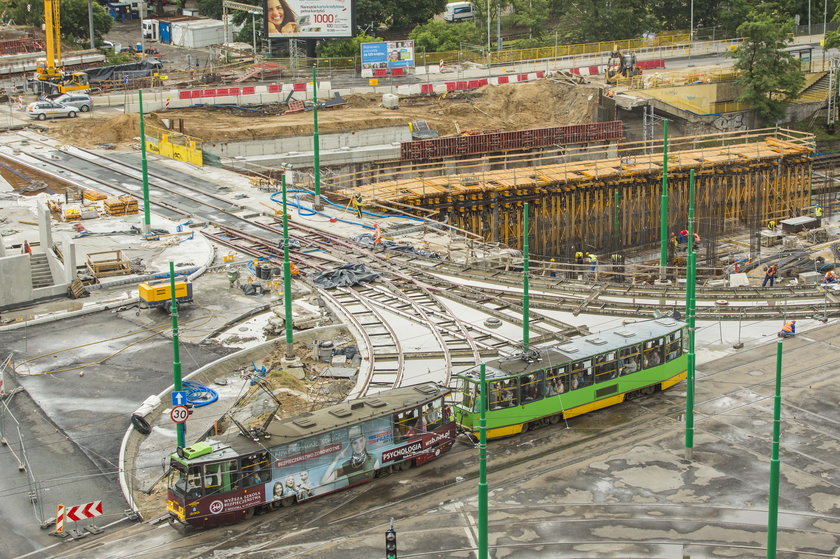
[{"left": 334, "top": 128, "right": 814, "bottom": 259}]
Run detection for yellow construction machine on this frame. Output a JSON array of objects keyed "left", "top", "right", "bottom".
[
  {"left": 34, "top": 0, "right": 90, "bottom": 94},
  {"left": 605, "top": 45, "right": 641, "bottom": 85}
]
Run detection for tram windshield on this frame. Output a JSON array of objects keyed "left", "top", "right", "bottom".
[{"left": 169, "top": 461, "right": 202, "bottom": 499}]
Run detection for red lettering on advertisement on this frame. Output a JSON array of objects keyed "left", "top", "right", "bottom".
[{"left": 274, "top": 443, "right": 342, "bottom": 468}]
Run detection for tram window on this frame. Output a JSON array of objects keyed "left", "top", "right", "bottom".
[
  {"left": 472, "top": 382, "right": 482, "bottom": 412},
  {"left": 545, "top": 366, "right": 568, "bottom": 396},
  {"left": 665, "top": 332, "right": 682, "bottom": 362},
  {"left": 643, "top": 339, "right": 663, "bottom": 368},
  {"left": 241, "top": 453, "right": 269, "bottom": 489},
  {"left": 595, "top": 352, "right": 618, "bottom": 382},
  {"left": 521, "top": 372, "right": 543, "bottom": 403},
  {"left": 423, "top": 399, "right": 443, "bottom": 430},
  {"left": 394, "top": 409, "right": 418, "bottom": 441},
  {"left": 619, "top": 345, "right": 641, "bottom": 375},
  {"left": 571, "top": 360, "right": 592, "bottom": 390},
  {"left": 172, "top": 465, "right": 202, "bottom": 498}
]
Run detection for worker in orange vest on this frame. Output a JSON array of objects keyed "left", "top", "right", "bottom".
[
  {"left": 779, "top": 320, "right": 796, "bottom": 338},
  {"left": 825, "top": 269, "right": 837, "bottom": 284},
  {"left": 22, "top": 240, "right": 32, "bottom": 254},
  {"left": 373, "top": 223, "right": 383, "bottom": 250},
  {"left": 762, "top": 264, "right": 778, "bottom": 287}
]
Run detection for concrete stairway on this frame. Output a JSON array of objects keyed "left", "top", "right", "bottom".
[
  {"left": 797, "top": 72, "right": 830, "bottom": 103},
  {"left": 29, "top": 253, "right": 53, "bottom": 289}
]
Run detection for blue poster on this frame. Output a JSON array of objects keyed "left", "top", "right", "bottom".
[{"left": 361, "top": 41, "right": 415, "bottom": 70}]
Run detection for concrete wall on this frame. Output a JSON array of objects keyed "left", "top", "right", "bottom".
[
  {"left": 202, "top": 126, "right": 411, "bottom": 159},
  {"left": 0, "top": 254, "right": 33, "bottom": 308}
]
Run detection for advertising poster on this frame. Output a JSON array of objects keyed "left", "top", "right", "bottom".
[
  {"left": 267, "top": 416, "right": 454, "bottom": 505},
  {"left": 264, "top": 0, "right": 353, "bottom": 38},
  {"left": 360, "top": 40, "right": 415, "bottom": 70}
]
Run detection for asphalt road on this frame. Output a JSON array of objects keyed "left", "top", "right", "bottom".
[
  {"left": 38, "top": 320, "right": 840, "bottom": 559},
  {"left": 0, "top": 304, "right": 233, "bottom": 558}
]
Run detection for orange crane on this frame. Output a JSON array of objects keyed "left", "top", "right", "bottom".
[{"left": 34, "top": 0, "right": 90, "bottom": 93}]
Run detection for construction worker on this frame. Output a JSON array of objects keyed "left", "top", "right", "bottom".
[
  {"left": 588, "top": 253, "right": 598, "bottom": 278},
  {"left": 692, "top": 232, "right": 701, "bottom": 247},
  {"left": 779, "top": 320, "right": 796, "bottom": 338},
  {"left": 350, "top": 193, "right": 363, "bottom": 218},
  {"left": 549, "top": 258, "right": 556, "bottom": 277},
  {"left": 815, "top": 204, "right": 823, "bottom": 218},
  {"left": 678, "top": 229, "right": 688, "bottom": 244},
  {"left": 768, "top": 220, "right": 777, "bottom": 231},
  {"left": 373, "top": 223, "right": 384, "bottom": 250},
  {"left": 824, "top": 269, "right": 837, "bottom": 284},
  {"left": 289, "top": 262, "right": 300, "bottom": 276},
  {"left": 22, "top": 240, "right": 31, "bottom": 254},
  {"left": 762, "top": 264, "right": 778, "bottom": 287}
]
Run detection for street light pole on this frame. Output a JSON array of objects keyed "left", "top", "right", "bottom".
[
  {"left": 280, "top": 167, "right": 295, "bottom": 360},
  {"left": 87, "top": 0, "right": 95, "bottom": 49}
]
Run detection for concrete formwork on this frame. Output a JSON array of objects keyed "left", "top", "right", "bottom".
[{"left": 340, "top": 128, "right": 814, "bottom": 258}]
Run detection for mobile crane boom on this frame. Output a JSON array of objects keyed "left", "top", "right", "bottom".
[{"left": 34, "top": 0, "right": 90, "bottom": 93}]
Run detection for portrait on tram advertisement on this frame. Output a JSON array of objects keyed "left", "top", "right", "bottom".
[{"left": 263, "top": 0, "right": 353, "bottom": 38}]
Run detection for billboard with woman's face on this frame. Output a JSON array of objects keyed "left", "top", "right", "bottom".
[{"left": 264, "top": 0, "right": 353, "bottom": 38}]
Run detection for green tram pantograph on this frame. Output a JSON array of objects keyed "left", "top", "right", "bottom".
[{"left": 453, "top": 318, "right": 688, "bottom": 439}]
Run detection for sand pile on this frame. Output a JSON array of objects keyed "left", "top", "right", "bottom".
[{"left": 46, "top": 79, "right": 604, "bottom": 145}]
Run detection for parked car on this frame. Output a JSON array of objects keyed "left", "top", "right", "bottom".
[
  {"left": 51, "top": 93, "right": 93, "bottom": 112},
  {"left": 25, "top": 101, "right": 78, "bottom": 120}
]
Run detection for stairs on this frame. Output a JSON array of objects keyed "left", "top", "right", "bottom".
[
  {"left": 796, "top": 72, "right": 830, "bottom": 103},
  {"left": 29, "top": 253, "right": 53, "bottom": 289}
]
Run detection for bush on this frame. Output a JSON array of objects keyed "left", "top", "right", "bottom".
[
  {"left": 316, "top": 32, "right": 382, "bottom": 58},
  {"left": 409, "top": 20, "right": 482, "bottom": 52}
]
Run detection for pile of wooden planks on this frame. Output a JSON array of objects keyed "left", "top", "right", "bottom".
[
  {"left": 104, "top": 196, "right": 139, "bottom": 216},
  {"left": 85, "top": 250, "right": 131, "bottom": 278}
]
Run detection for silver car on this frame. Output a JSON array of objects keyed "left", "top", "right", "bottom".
[
  {"left": 26, "top": 101, "right": 78, "bottom": 120},
  {"left": 51, "top": 93, "right": 93, "bottom": 112}
]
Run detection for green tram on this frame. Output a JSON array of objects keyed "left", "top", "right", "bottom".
[
  {"left": 453, "top": 318, "right": 687, "bottom": 439},
  {"left": 166, "top": 382, "right": 454, "bottom": 529}
]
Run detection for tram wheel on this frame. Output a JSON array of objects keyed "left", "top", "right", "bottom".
[
  {"left": 520, "top": 422, "right": 529, "bottom": 434},
  {"left": 549, "top": 415, "right": 560, "bottom": 424},
  {"left": 399, "top": 460, "right": 413, "bottom": 471},
  {"left": 244, "top": 507, "right": 255, "bottom": 519},
  {"left": 281, "top": 496, "right": 295, "bottom": 507}
]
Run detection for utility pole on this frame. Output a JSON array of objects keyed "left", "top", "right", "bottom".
[
  {"left": 659, "top": 119, "right": 669, "bottom": 282},
  {"left": 281, "top": 167, "right": 294, "bottom": 360},
  {"left": 522, "top": 202, "right": 530, "bottom": 351},
  {"left": 169, "top": 261, "right": 185, "bottom": 449},
  {"left": 312, "top": 65, "right": 321, "bottom": 206},
  {"left": 685, "top": 168, "right": 696, "bottom": 461},
  {"left": 766, "top": 340, "right": 783, "bottom": 559},
  {"left": 138, "top": 90, "right": 151, "bottom": 234},
  {"left": 478, "top": 363, "right": 488, "bottom": 559},
  {"left": 87, "top": 0, "right": 95, "bottom": 49}
]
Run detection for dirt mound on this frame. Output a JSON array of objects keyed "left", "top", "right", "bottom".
[{"left": 46, "top": 79, "right": 604, "bottom": 145}]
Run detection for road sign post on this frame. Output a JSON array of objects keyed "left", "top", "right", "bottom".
[{"left": 170, "top": 405, "right": 189, "bottom": 424}]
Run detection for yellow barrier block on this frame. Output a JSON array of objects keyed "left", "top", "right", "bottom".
[{"left": 369, "top": 78, "right": 378, "bottom": 86}]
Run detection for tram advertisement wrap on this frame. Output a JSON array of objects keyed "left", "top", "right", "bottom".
[
  {"left": 264, "top": 0, "right": 353, "bottom": 38},
  {"left": 187, "top": 485, "right": 266, "bottom": 518},
  {"left": 267, "top": 419, "right": 455, "bottom": 504}
]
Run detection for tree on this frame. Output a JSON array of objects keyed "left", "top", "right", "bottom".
[
  {"left": 409, "top": 20, "right": 483, "bottom": 52},
  {"left": 551, "top": 0, "right": 659, "bottom": 44},
  {"left": 198, "top": 0, "right": 223, "bottom": 19},
  {"left": 316, "top": 33, "right": 381, "bottom": 58},
  {"left": 730, "top": 4, "right": 804, "bottom": 123},
  {"left": 512, "top": 0, "right": 550, "bottom": 39},
  {"left": 8, "top": 0, "right": 111, "bottom": 44}
]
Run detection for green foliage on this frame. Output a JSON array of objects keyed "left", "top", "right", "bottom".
[
  {"left": 8, "top": 0, "right": 111, "bottom": 41},
  {"left": 409, "top": 20, "right": 482, "bottom": 52},
  {"left": 59, "top": 0, "right": 112, "bottom": 42},
  {"left": 197, "top": 0, "right": 222, "bottom": 19},
  {"left": 511, "top": 0, "right": 549, "bottom": 38},
  {"left": 551, "top": 0, "right": 659, "bottom": 43},
  {"left": 356, "top": 0, "right": 447, "bottom": 31},
  {"left": 729, "top": 4, "right": 804, "bottom": 123},
  {"left": 316, "top": 33, "right": 381, "bottom": 58},
  {"left": 106, "top": 51, "right": 136, "bottom": 64}
]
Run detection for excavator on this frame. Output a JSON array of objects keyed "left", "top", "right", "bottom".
[
  {"left": 605, "top": 45, "right": 641, "bottom": 85},
  {"left": 33, "top": 0, "right": 90, "bottom": 94}
]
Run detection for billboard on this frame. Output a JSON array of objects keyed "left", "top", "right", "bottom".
[
  {"left": 264, "top": 0, "right": 353, "bottom": 38},
  {"left": 360, "top": 40, "right": 415, "bottom": 70}
]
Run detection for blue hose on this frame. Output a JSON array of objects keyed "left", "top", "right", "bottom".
[
  {"left": 182, "top": 380, "right": 218, "bottom": 407},
  {"left": 269, "top": 189, "right": 429, "bottom": 230}
]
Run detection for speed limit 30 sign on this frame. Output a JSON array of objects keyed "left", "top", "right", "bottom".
[{"left": 170, "top": 405, "right": 190, "bottom": 423}]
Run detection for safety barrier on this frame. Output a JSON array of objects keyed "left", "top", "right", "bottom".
[{"left": 145, "top": 127, "right": 203, "bottom": 167}]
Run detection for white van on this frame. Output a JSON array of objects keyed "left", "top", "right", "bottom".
[{"left": 444, "top": 2, "right": 474, "bottom": 22}]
